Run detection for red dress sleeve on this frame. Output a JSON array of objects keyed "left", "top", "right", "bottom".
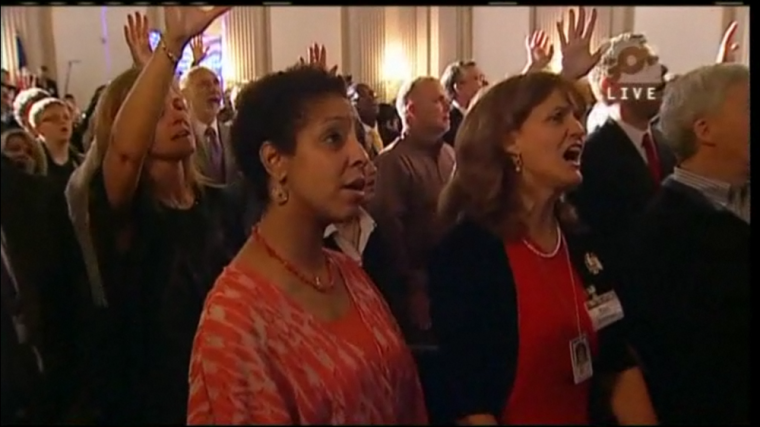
[{"left": 187, "top": 288, "right": 292, "bottom": 425}]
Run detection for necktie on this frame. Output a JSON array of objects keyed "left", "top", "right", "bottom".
[
  {"left": 367, "top": 127, "right": 384, "bottom": 157},
  {"left": 642, "top": 133, "right": 662, "bottom": 184},
  {"left": 205, "top": 127, "right": 225, "bottom": 182}
]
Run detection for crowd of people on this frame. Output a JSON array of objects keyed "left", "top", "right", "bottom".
[{"left": 0, "top": 5, "right": 748, "bottom": 426}]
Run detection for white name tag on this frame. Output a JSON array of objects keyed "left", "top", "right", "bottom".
[{"left": 586, "top": 290, "right": 624, "bottom": 331}]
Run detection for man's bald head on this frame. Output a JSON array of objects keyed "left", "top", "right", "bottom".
[{"left": 180, "top": 66, "right": 223, "bottom": 124}]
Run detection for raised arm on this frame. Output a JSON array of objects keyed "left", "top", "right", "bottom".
[
  {"left": 556, "top": 7, "right": 607, "bottom": 81},
  {"left": 102, "top": 6, "right": 229, "bottom": 210}
]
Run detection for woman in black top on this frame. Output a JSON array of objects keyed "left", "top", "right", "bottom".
[
  {"left": 82, "top": 7, "right": 236, "bottom": 424},
  {"left": 428, "top": 72, "right": 656, "bottom": 424}
]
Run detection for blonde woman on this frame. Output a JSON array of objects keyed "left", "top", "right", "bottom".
[
  {"left": 1, "top": 128, "right": 44, "bottom": 174},
  {"left": 74, "top": 6, "right": 240, "bottom": 424}
]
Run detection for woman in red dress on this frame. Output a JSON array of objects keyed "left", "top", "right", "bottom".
[
  {"left": 428, "top": 8, "right": 657, "bottom": 425},
  {"left": 187, "top": 50, "right": 427, "bottom": 425}
]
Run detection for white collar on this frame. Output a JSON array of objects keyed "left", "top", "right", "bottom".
[
  {"left": 586, "top": 102, "right": 610, "bottom": 134},
  {"left": 362, "top": 121, "right": 378, "bottom": 134},
  {"left": 452, "top": 100, "right": 467, "bottom": 114},
  {"left": 195, "top": 119, "right": 219, "bottom": 137},
  {"left": 609, "top": 105, "right": 648, "bottom": 148},
  {"left": 324, "top": 208, "right": 376, "bottom": 262}
]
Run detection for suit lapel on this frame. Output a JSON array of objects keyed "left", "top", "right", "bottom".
[
  {"left": 605, "top": 120, "right": 649, "bottom": 171},
  {"left": 193, "top": 128, "right": 211, "bottom": 179},
  {"left": 651, "top": 129, "right": 676, "bottom": 177},
  {"left": 219, "top": 122, "right": 238, "bottom": 183}
]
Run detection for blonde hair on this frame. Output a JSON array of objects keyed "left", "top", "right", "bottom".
[
  {"left": 94, "top": 68, "right": 206, "bottom": 192},
  {"left": 12, "top": 88, "right": 51, "bottom": 130},
  {"left": 28, "top": 97, "right": 68, "bottom": 128},
  {"left": 0, "top": 128, "right": 46, "bottom": 174}
]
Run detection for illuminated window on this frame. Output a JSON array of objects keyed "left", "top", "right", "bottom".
[{"left": 149, "top": 31, "right": 224, "bottom": 86}]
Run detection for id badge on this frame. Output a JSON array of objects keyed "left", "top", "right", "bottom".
[
  {"left": 570, "top": 334, "right": 593, "bottom": 384},
  {"left": 586, "top": 290, "right": 625, "bottom": 331}
]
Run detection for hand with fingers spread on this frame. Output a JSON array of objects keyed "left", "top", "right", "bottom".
[
  {"left": 716, "top": 21, "right": 740, "bottom": 64},
  {"left": 556, "top": 7, "right": 608, "bottom": 80},
  {"left": 163, "top": 6, "right": 231, "bottom": 54},
  {"left": 190, "top": 35, "right": 209, "bottom": 66},
  {"left": 123, "top": 11, "right": 153, "bottom": 69},
  {"left": 523, "top": 30, "right": 555, "bottom": 74},
  {"left": 297, "top": 43, "right": 339, "bottom": 75}
]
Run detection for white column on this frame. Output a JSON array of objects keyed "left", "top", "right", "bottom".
[
  {"left": 1, "top": 7, "right": 23, "bottom": 76},
  {"left": 610, "top": 6, "right": 634, "bottom": 36},
  {"left": 472, "top": 6, "right": 532, "bottom": 80},
  {"left": 382, "top": 6, "right": 417, "bottom": 101},
  {"left": 268, "top": 7, "right": 343, "bottom": 73},
  {"left": 428, "top": 6, "right": 472, "bottom": 78},
  {"left": 738, "top": 6, "right": 749, "bottom": 66},
  {"left": 533, "top": 6, "right": 612, "bottom": 73},
  {"left": 223, "top": 6, "right": 267, "bottom": 83},
  {"left": 344, "top": 7, "right": 385, "bottom": 93}
]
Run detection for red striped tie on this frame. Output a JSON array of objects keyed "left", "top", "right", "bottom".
[{"left": 642, "top": 133, "right": 661, "bottom": 184}]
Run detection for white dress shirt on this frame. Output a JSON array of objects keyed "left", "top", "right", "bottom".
[
  {"left": 324, "top": 208, "right": 376, "bottom": 264},
  {"left": 586, "top": 102, "right": 610, "bottom": 134},
  {"left": 609, "top": 105, "right": 649, "bottom": 163},
  {"left": 194, "top": 119, "right": 220, "bottom": 145}
]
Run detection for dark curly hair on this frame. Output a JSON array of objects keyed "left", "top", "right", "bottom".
[{"left": 231, "top": 65, "right": 349, "bottom": 206}]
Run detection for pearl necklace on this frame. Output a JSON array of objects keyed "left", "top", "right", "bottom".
[{"left": 521, "top": 224, "right": 562, "bottom": 258}]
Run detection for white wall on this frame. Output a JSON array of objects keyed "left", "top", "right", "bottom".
[
  {"left": 38, "top": 5, "right": 747, "bottom": 106},
  {"left": 633, "top": 6, "right": 725, "bottom": 74},
  {"left": 51, "top": 6, "right": 146, "bottom": 105},
  {"left": 740, "top": 6, "right": 749, "bottom": 66},
  {"left": 268, "top": 7, "right": 343, "bottom": 72},
  {"left": 472, "top": 6, "right": 532, "bottom": 82}
]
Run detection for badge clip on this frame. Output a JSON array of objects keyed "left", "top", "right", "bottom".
[{"left": 584, "top": 252, "right": 603, "bottom": 275}]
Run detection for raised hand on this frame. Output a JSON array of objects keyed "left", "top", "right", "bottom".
[
  {"left": 163, "top": 6, "right": 231, "bottom": 51},
  {"left": 716, "top": 21, "right": 740, "bottom": 64},
  {"left": 189, "top": 35, "right": 209, "bottom": 66},
  {"left": 123, "top": 11, "right": 153, "bottom": 68},
  {"left": 523, "top": 30, "right": 555, "bottom": 73},
  {"left": 556, "top": 7, "right": 608, "bottom": 80},
  {"left": 297, "top": 43, "right": 339, "bottom": 75}
]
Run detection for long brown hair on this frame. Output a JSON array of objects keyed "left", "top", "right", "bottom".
[
  {"left": 438, "top": 72, "right": 582, "bottom": 240},
  {"left": 93, "top": 68, "right": 206, "bottom": 192}
]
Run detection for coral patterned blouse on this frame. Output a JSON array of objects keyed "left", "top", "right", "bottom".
[{"left": 187, "top": 250, "right": 428, "bottom": 425}]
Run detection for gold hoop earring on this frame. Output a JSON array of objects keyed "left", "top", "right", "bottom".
[{"left": 513, "top": 153, "right": 523, "bottom": 173}]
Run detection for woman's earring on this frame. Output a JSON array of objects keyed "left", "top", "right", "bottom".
[
  {"left": 512, "top": 153, "right": 523, "bottom": 173},
  {"left": 272, "top": 185, "right": 289, "bottom": 205}
]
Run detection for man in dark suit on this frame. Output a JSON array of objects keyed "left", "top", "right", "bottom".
[
  {"left": 571, "top": 33, "right": 676, "bottom": 268},
  {"left": 348, "top": 83, "right": 383, "bottom": 158},
  {"left": 181, "top": 66, "right": 239, "bottom": 185},
  {"left": 618, "top": 63, "right": 749, "bottom": 424},
  {"left": 1, "top": 154, "right": 51, "bottom": 423},
  {"left": 440, "top": 60, "right": 485, "bottom": 147}
]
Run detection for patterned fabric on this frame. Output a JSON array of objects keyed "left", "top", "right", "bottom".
[{"left": 187, "top": 250, "right": 427, "bottom": 425}]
